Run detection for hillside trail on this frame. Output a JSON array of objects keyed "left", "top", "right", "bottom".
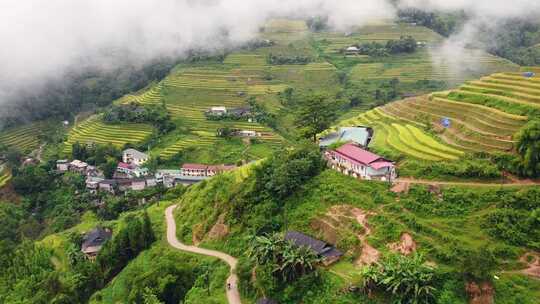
[
  {"left": 396, "top": 177, "right": 540, "bottom": 187},
  {"left": 165, "top": 205, "right": 242, "bottom": 304}
]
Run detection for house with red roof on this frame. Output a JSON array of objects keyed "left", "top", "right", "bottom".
[{"left": 325, "top": 143, "right": 396, "bottom": 181}]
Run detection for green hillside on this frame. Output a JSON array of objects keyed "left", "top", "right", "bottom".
[{"left": 169, "top": 155, "right": 540, "bottom": 303}]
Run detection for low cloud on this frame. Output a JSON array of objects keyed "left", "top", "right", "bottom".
[{"left": 0, "top": 0, "right": 395, "bottom": 106}]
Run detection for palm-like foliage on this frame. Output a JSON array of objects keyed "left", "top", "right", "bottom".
[
  {"left": 248, "top": 233, "right": 322, "bottom": 283},
  {"left": 361, "top": 253, "right": 436, "bottom": 304}
]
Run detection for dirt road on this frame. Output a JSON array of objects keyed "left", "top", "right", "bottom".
[
  {"left": 396, "top": 177, "right": 540, "bottom": 187},
  {"left": 165, "top": 205, "right": 241, "bottom": 304}
]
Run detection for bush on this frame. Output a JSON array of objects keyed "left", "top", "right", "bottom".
[{"left": 361, "top": 253, "right": 437, "bottom": 304}]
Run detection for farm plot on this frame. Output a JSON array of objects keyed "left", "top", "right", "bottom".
[
  {"left": 0, "top": 123, "right": 43, "bottom": 153},
  {"left": 324, "top": 108, "right": 464, "bottom": 161},
  {"left": 455, "top": 73, "right": 540, "bottom": 107},
  {"left": 379, "top": 95, "right": 527, "bottom": 153},
  {"left": 0, "top": 167, "right": 11, "bottom": 188},
  {"left": 349, "top": 49, "right": 518, "bottom": 85},
  {"left": 63, "top": 116, "right": 154, "bottom": 153}
]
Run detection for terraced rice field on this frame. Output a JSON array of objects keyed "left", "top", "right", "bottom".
[
  {"left": 324, "top": 108, "right": 465, "bottom": 161},
  {"left": 0, "top": 166, "right": 11, "bottom": 188},
  {"left": 455, "top": 73, "right": 540, "bottom": 109},
  {"left": 313, "top": 23, "right": 443, "bottom": 54},
  {"left": 349, "top": 49, "right": 518, "bottom": 85},
  {"left": 63, "top": 116, "right": 154, "bottom": 153},
  {"left": 0, "top": 123, "right": 43, "bottom": 153},
  {"left": 113, "top": 53, "right": 288, "bottom": 158},
  {"left": 380, "top": 95, "right": 527, "bottom": 153}
]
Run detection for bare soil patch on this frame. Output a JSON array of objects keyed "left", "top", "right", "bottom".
[
  {"left": 519, "top": 252, "right": 540, "bottom": 279},
  {"left": 207, "top": 214, "right": 230, "bottom": 240},
  {"left": 388, "top": 233, "right": 417, "bottom": 255},
  {"left": 465, "top": 281, "right": 494, "bottom": 304}
]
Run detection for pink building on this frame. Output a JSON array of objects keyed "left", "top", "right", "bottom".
[{"left": 325, "top": 143, "right": 396, "bottom": 182}]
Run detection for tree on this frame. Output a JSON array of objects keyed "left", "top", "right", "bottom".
[
  {"left": 294, "top": 93, "right": 339, "bottom": 142},
  {"left": 248, "top": 233, "right": 322, "bottom": 283},
  {"left": 100, "top": 159, "right": 118, "bottom": 179},
  {"left": 460, "top": 246, "right": 498, "bottom": 282},
  {"left": 516, "top": 120, "right": 540, "bottom": 177}
]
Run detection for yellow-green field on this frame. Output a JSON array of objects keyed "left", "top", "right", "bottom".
[
  {"left": 324, "top": 108, "right": 465, "bottom": 161},
  {"left": 0, "top": 123, "right": 43, "bottom": 153},
  {"left": 0, "top": 166, "right": 11, "bottom": 188},
  {"left": 63, "top": 116, "right": 154, "bottom": 153}
]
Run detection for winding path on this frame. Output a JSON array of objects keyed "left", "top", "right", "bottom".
[
  {"left": 165, "top": 205, "right": 241, "bottom": 304},
  {"left": 396, "top": 177, "right": 540, "bottom": 187}
]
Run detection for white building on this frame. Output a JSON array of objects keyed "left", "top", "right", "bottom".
[{"left": 122, "top": 149, "right": 149, "bottom": 166}]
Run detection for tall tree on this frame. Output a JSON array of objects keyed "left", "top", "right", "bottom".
[
  {"left": 516, "top": 120, "right": 540, "bottom": 177},
  {"left": 294, "top": 93, "right": 339, "bottom": 142}
]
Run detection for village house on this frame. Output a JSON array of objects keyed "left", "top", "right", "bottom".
[
  {"left": 98, "top": 179, "right": 117, "bottom": 194},
  {"left": 130, "top": 179, "right": 147, "bottom": 191},
  {"left": 86, "top": 165, "right": 104, "bottom": 178},
  {"left": 235, "top": 130, "right": 258, "bottom": 137},
  {"left": 122, "top": 149, "right": 149, "bottom": 166},
  {"left": 145, "top": 177, "right": 157, "bottom": 187},
  {"left": 284, "top": 231, "right": 343, "bottom": 266},
  {"left": 69, "top": 160, "right": 88, "bottom": 173},
  {"left": 319, "top": 126, "right": 373, "bottom": 149},
  {"left": 325, "top": 143, "right": 396, "bottom": 182},
  {"left": 81, "top": 227, "right": 112, "bottom": 260},
  {"left": 207, "top": 106, "right": 228, "bottom": 116},
  {"left": 181, "top": 163, "right": 237, "bottom": 177},
  {"left": 117, "top": 179, "right": 133, "bottom": 192},
  {"left": 86, "top": 177, "right": 103, "bottom": 194},
  {"left": 345, "top": 46, "right": 360, "bottom": 55},
  {"left": 56, "top": 160, "right": 69, "bottom": 172},
  {"left": 117, "top": 162, "right": 149, "bottom": 178},
  {"left": 181, "top": 163, "right": 209, "bottom": 176}
]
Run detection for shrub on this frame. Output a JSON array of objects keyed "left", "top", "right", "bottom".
[{"left": 361, "top": 253, "right": 437, "bottom": 304}]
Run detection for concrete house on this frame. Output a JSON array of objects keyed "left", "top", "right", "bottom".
[
  {"left": 81, "top": 227, "right": 112, "bottom": 260},
  {"left": 69, "top": 160, "right": 88, "bottom": 173},
  {"left": 86, "top": 177, "right": 104, "bottom": 195},
  {"left": 56, "top": 160, "right": 69, "bottom": 172},
  {"left": 181, "top": 164, "right": 209, "bottom": 176},
  {"left": 117, "top": 162, "right": 148, "bottom": 178},
  {"left": 208, "top": 106, "right": 227, "bottom": 116},
  {"left": 345, "top": 46, "right": 360, "bottom": 55},
  {"left": 98, "top": 179, "right": 117, "bottom": 194},
  {"left": 236, "top": 130, "right": 258, "bottom": 137},
  {"left": 319, "top": 126, "right": 374, "bottom": 149},
  {"left": 122, "top": 149, "right": 149, "bottom": 166},
  {"left": 130, "top": 179, "right": 146, "bottom": 191},
  {"left": 325, "top": 143, "right": 396, "bottom": 182},
  {"left": 284, "top": 231, "right": 343, "bottom": 266}
]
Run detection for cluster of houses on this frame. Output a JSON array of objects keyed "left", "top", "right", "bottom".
[
  {"left": 57, "top": 148, "right": 237, "bottom": 195},
  {"left": 319, "top": 126, "right": 397, "bottom": 182}
]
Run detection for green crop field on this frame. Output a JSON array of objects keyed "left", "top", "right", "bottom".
[
  {"left": 327, "top": 71, "right": 535, "bottom": 158},
  {"left": 0, "top": 166, "right": 11, "bottom": 188},
  {"left": 0, "top": 123, "right": 43, "bottom": 153},
  {"left": 63, "top": 116, "right": 154, "bottom": 154},
  {"left": 324, "top": 108, "right": 465, "bottom": 161}
]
